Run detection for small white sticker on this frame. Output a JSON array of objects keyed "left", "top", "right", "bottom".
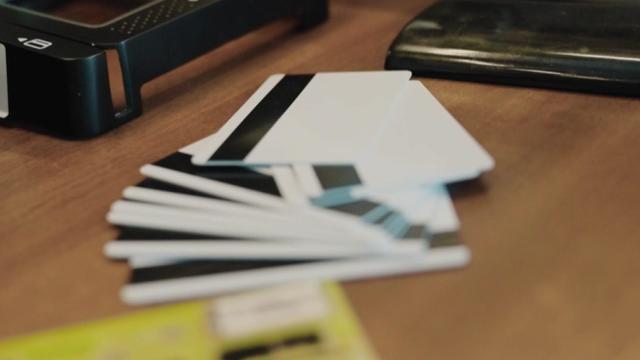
[
  {"left": 20, "top": 38, "right": 53, "bottom": 51},
  {"left": 212, "top": 283, "right": 330, "bottom": 338},
  {"left": 0, "top": 44, "right": 8, "bottom": 119}
]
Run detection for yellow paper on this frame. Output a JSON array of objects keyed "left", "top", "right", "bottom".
[{"left": 0, "top": 283, "right": 377, "bottom": 360}]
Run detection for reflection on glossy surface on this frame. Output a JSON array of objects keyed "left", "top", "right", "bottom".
[
  {"left": 386, "top": 0, "right": 640, "bottom": 95},
  {"left": 0, "top": 0, "right": 155, "bottom": 25}
]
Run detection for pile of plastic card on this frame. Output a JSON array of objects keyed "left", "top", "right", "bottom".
[
  {"left": 0, "top": 282, "right": 378, "bottom": 359},
  {"left": 105, "top": 71, "right": 494, "bottom": 305}
]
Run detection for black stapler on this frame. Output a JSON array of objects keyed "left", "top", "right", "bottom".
[{"left": 0, "top": 0, "right": 328, "bottom": 137}]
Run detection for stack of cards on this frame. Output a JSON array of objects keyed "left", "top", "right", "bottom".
[{"left": 105, "top": 71, "right": 494, "bottom": 306}]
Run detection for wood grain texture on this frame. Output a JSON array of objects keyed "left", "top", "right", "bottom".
[{"left": 2, "top": 0, "right": 640, "bottom": 358}]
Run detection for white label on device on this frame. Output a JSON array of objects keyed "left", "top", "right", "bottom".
[{"left": 0, "top": 44, "right": 8, "bottom": 119}]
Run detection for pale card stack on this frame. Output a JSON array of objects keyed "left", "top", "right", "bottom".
[{"left": 104, "top": 71, "right": 494, "bottom": 306}]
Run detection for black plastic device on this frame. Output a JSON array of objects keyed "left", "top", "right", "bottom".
[
  {"left": 0, "top": 0, "right": 328, "bottom": 137},
  {"left": 386, "top": 0, "right": 640, "bottom": 96}
]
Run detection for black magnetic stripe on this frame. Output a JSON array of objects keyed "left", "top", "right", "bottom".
[
  {"left": 135, "top": 178, "right": 216, "bottom": 199},
  {"left": 116, "top": 226, "right": 236, "bottom": 241},
  {"left": 430, "top": 233, "right": 462, "bottom": 248},
  {"left": 209, "top": 75, "right": 315, "bottom": 161},
  {"left": 153, "top": 152, "right": 281, "bottom": 196},
  {"left": 374, "top": 211, "right": 396, "bottom": 225},
  {"left": 326, "top": 200, "right": 380, "bottom": 217},
  {"left": 130, "top": 260, "right": 316, "bottom": 284},
  {"left": 154, "top": 152, "right": 198, "bottom": 173},
  {"left": 402, "top": 225, "right": 426, "bottom": 239},
  {"left": 312, "top": 165, "right": 363, "bottom": 190}
]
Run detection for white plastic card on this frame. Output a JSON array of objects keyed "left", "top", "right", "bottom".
[
  {"left": 192, "top": 71, "right": 412, "bottom": 166},
  {"left": 293, "top": 81, "right": 494, "bottom": 197}
]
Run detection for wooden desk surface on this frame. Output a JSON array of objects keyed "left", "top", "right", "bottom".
[{"left": 2, "top": 1, "right": 640, "bottom": 358}]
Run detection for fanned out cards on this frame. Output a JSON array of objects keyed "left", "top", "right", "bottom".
[{"left": 105, "top": 71, "right": 493, "bottom": 305}]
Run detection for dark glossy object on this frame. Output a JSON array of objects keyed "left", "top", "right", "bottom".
[
  {"left": 386, "top": 0, "right": 640, "bottom": 96},
  {"left": 0, "top": 0, "right": 328, "bottom": 137}
]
